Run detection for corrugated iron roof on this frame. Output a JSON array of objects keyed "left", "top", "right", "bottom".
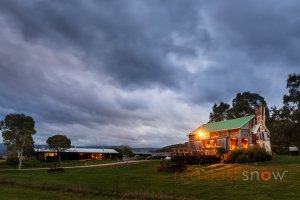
[{"left": 191, "top": 115, "right": 255, "bottom": 134}]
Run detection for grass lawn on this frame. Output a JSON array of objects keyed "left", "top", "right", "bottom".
[
  {"left": 0, "top": 155, "right": 299, "bottom": 200},
  {"left": 0, "top": 184, "right": 111, "bottom": 200},
  {"left": 0, "top": 159, "right": 117, "bottom": 169}
]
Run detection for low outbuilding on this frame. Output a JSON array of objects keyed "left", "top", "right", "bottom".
[{"left": 35, "top": 147, "right": 119, "bottom": 161}]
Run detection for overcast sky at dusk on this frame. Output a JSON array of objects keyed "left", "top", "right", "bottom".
[{"left": 0, "top": 0, "right": 299, "bottom": 147}]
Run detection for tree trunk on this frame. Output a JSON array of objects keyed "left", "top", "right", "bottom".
[
  {"left": 55, "top": 146, "right": 61, "bottom": 164},
  {"left": 17, "top": 142, "right": 25, "bottom": 169},
  {"left": 58, "top": 151, "right": 61, "bottom": 164},
  {"left": 17, "top": 149, "right": 23, "bottom": 169}
]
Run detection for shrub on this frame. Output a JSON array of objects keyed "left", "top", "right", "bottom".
[
  {"left": 248, "top": 146, "right": 272, "bottom": 162},
  {"left": 236, "top": 154, "right": 253, "bottom": 163},
  {"left": 222, "top": 145, "right": 272, "bottom": 163},
  {"left": 215, "top": 146, "right": 226, "bottom": 157},
  {"left": 231, "top": 149, "right": 244, "bottom": 163},
  {"left": 222, "top": 149, "right": 243, "bottom": 163}
]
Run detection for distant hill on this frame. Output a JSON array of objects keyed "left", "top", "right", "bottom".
[
  {"left": 35, "top": 145, "right": 113, "bottom": 149},
  {"left": 34, "top": 145, "right": 159, "bottom": 152},
  {"left": 0, "top": 143, "right": 6, "bottom": 155},
  {"left": 2, "top": 143, "right": 175, "bottom": 154},
  {"left": 154, "top": 142, "right": 189, "bottom": 152},
  {"left": 108, "top": 146, "right": 159, "bottom": 153},
  {"left": 131, "top": 147, "right": 159, "bottom": 152},
  {"left": 73, "top": 146, "right": 159, "bottom": 152},
  {"left": 1, "top": 144, "right": 160, "bottom": 155}
]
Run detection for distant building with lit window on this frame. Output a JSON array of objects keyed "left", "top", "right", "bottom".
[
  {"left": 188, "top": 106, "right": 271, "bottom": 155},
  {"left": 35, "top": 147, "right": 119, "bottom": 161}
]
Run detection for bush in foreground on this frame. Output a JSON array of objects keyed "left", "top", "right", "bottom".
[
  {"left": 222, "top": 145, "right": 272, "bottom": 163},
  {"left": 248, "top": 145, "right": 272, "bottom": 162},
  {"left": 236, "top": 154, "right": 253, "bottom": 163}
]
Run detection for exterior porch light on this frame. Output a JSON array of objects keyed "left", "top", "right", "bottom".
[{"left": 197, "top": 131, "right": 203, "bottom": 138}]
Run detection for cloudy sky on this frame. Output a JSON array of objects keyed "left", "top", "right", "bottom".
[{"left": 0, "top": 0, "right": 299, "bottom": 147}]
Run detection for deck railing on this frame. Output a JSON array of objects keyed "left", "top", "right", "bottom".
[
  {"left": 172, "top": 148, "right": 193, "bottom": 156},
  {"left": 172, "top": 148, "right": 217, "bottom": 156}
]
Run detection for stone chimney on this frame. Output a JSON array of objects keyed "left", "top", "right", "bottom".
[{"left": 255, "top": 106, "right": 266, "bottom": 131}]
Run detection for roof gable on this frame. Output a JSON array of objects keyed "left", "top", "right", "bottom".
[{"left": 191, "top": 115, "right": 255, "bottom": 134}]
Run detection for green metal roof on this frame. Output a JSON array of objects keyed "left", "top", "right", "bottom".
[{"left": 191, "top": 115, "right": 255, "bottom": 134}]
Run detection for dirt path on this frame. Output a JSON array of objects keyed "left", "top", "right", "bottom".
[{"left": 0, "top": 160, "right": 150, "bottom": 171}]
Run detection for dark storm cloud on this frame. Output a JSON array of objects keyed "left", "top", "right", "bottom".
[
  {"left": 0, "top": 0, "right": 299, "bottom": 146},
  {"left": 206, "top": 0, "right": 300, "bottom": 65},
  {"left": 0, "top": 0, "right": 210, "bottom": 89},
  {"left": 178, "top": 0, "right": 300, "bottom": 104}
]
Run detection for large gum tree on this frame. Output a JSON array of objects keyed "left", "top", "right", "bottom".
[{"left": 0, "top": 113, "right": 36, "bottom": 169}]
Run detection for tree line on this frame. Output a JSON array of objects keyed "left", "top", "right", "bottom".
[
  {"left": 209, "top": 73, "right": 300, "bottom": 152},
  {"left": 0, "top": 113, "right": 72, "bottom": 169},
  {"left": 0, "top": 113, "right": 133, "bottom": 168}
]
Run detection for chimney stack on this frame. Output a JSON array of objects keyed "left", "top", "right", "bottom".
[{"left": 255, "top": 106, "right": 266, "bottom": 131}]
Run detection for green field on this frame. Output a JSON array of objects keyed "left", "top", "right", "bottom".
[
  {"left": 0, "top": 156, "right": 299, "bottom": 200},
  {"left": 0, "top": 159, "right": 117, "bottom": 169}
]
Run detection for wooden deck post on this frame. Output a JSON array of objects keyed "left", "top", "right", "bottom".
[
  {"left": 238, "top": 129, "right": 242, "bottom": 149},
  {"left": 226, "top": 130, "right": 230, "bottom": 152}
]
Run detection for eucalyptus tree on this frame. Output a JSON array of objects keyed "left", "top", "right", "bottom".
[{"left": 0, "top": 113, "right": 36, "bottom": 169}]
